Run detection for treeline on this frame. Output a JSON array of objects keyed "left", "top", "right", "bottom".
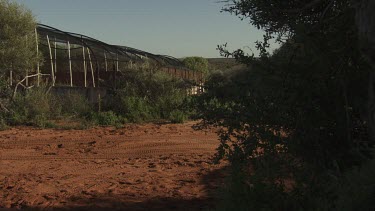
[{"left": 194, "top": 0, "right": 375, "bottom": 210}]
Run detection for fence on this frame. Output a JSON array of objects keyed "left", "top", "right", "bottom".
[{"left": 13, "top": 24, "right": 203, "bottom": 89}]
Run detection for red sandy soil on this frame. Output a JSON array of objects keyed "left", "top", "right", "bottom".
[{"left": 0, "top": 122, "right": 227, "bottom": 210}]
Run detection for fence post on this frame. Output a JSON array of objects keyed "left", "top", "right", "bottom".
[
  {"left": 116, "top": 53, "right": 119, "bottom": 72},
  {"left": 104, "top": 51, "right": 108, "bottom": 72},
  {"left": 87, "top": 47, "right": 95, "bottom": 88},
  {"left": 83, "top": 45, "right": 87, "bottom": 87},
  {"left": 25, "top": 35, "right": 29, "bottom": 86},
  {"left": 68, "top": 41, "right": 73, "bottom": 87},
  {"left": 47, "top": 35, "right": 55, "bottom": 86},
  {"left": 54, "top": 37, "right": 57, "bottom": 73},
  {"left": 35, "top": 28, "right": 40, "bottom": 87},
  {"left": 9, "top": 70, "right": 12, "bottom": 86}
]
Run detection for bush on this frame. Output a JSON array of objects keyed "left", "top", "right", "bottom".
[
  {"left": 0, "top": 116, "right": 7, "bottom": 130},
  {"left": 6, "top": 87, "right": 92, "bottom": 127},
  {"left": 109, "top": 94, "right": 152, "bottom": 123},
  {"left": 1, "top": 67, "right": 192, "bottom": 128},
  {"left": 94, "top": 111, "right": 122, "bottom": 126},
  {"left": 335, "top": 159, "right": 375, "bottom": 210},
  {"left": 154, "top": 89, "right": 186, "bottom": 119},
  {"left": 218, "top": 172, "right": 290, "bottom": 211},
  {"left": 33, "top": 114, "right": 48, "bottom": 128},
  {"left": 169, "top": 110, "right": 187, "bottom": 123},
  {"left": 9, "top": 87, "right": 54, "bottom": 126},
  {"left": 201, "top": 1, "right": 375, "bottom": 210},
  {"left": 197, "top": 37, "right": 372, "bottom": 209},
  {"left": 59, "top": 91, "right": 92, "bottom": 117},
  {"left": 0, "top": 76, "right": 11, "bottom": 99},
  {"left": 106, "top": 69, "right": 191, "bottom": 123},
  {"left": 182, "top": 57, "right": 209, "bottom": 76}
]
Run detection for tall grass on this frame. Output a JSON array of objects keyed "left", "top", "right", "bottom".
[
  {"left": 104, "top": 69, "right": 191, "bottom": 123},
  {"left": 8, "top": 87, "right": 55, "bottom": 127},
  {"left": 1, "top": 68, "right": 193, "bottom": 128}
]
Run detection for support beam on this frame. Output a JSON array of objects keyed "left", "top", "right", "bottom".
[
  {"left": 9, "top": 70, "right": 12, "bottom": 86},
  {"left": 54, "top": 37, "right": 57, "bottom": 73},
  {"left": 68, "top": 41, "right": 73, "bottom": 87},
  {"left": 46, "top": 35, "right": 55, "bottom": 86},
  {"left": 104, "top": 51, "right": 108, "bottom": 72},
  {"left": 35, "top": 28, "right": 40, "bottom": 87},
  {"left": 25, "top": 35, "right": 29, "bottom": 86},
  {"left": 87, "top": 47, "right": 95, "bottom": 87},
  {"left": 83, "top": 46, "right": 87, "bottom": 87},
  {"left": 116, "top": 54, "right": 119, "bottom": 72}
]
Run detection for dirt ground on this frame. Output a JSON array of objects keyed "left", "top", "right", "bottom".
[{"left": 0, "top": 121, "right": 227, "bottom": 210}]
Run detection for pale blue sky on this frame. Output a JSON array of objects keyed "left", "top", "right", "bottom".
[{"left": 16, "top": 0, "right": 269, "bottom": 58}]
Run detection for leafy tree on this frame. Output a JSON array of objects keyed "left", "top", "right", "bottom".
[
  {"left": 356, "top": 0, "right": 375, "bottom": 150},
  {"left": 182, "top": 56, "right": 209, "bottom": 76},
  {"left": 197, "top": 0, "right": 375, "bottom": 209},
  {"left": 0, "top": 0, "right": 39, "bottom": 77},
  {"left": 356, "top": 0, "right": 375, "bottom": 66}
]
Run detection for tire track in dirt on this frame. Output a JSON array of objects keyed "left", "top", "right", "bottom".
[
  {"left": 0, "top": 138, "right": 215, "bottom": 147},
  {"left": 0, "top": 149, "right": 212, "bottom": 160},
  {"left": 0, "top": 122, "right": 225, "bottom": 210},
  {"left": 0, "top": 140, "right": 218, "bottom": 160}
]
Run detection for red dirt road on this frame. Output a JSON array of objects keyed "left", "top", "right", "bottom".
[{"left": 0, "top": 122, "right": 227, "bottom": 210}]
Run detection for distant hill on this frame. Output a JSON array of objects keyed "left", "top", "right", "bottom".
[{"left": 207, "top": 58, "right": 246, "bottom": 72}]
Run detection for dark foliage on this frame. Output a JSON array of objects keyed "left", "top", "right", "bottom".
[{"left": 197, "top": 0, "right": 375, "bottom": 209}]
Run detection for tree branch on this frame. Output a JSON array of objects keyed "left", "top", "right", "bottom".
[
  {"left": 281, "top": 0, "right": 326, "bottom": 14},
  {"left": 12, "top": 73, "right": 50, "bottom": 99},
  {"left": 0, "top": 101, "right": 9, "bottom": 113}
]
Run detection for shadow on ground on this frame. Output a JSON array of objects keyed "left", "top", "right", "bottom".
[{"left": 12, "top": 166, "right": 229, "bottom": 211}]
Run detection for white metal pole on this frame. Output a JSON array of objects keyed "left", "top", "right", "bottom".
[
  {"left": 54, "top": 37, "right": 57, "bottom": 73},
  {"left": 104, "top": 51, "right": 108, "bottom": 72},
  {"left": 83, "top": 46, "right": 87, "bottom": 87},
  {"left": 47, "top": 35, "right": 55, "bottom": 86},
  {"left": 35, "top": 28, "right": 40, "bottom": 87},
  {"left": 87, "top": 47, "right": 95, "bottom": 87},
  {"left": 68, "top": 41, "right": 73, "bottom": 87}
]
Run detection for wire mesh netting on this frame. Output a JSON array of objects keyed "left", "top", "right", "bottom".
[{"left": 34, "top": 24, "right": 203, "bottom": 88}]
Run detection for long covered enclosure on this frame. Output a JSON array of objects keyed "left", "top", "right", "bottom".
[{"left": 17, "top": 24, "right": 204, "bottom": 89}]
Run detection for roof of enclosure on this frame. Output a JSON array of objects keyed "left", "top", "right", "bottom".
[{"left": 36, "top": 24, "right": 184, "bottom": 67}]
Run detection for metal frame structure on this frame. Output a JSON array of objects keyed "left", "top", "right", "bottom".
[
  {"left": 33, "top": 24, "right": 202, "bottom": 89},
  {"left": 37, "top": 24, "right": 183, "bottom": 67}
]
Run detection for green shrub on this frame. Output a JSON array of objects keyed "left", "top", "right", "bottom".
[
  {"left": 218, "top": 171, "right": 289, "bottom": 211},
  {"left": 335, "top": 159, "right": 375, "bottom": 210},
  {"left": 110, "top": 95, "right": 152, "bottom": 123},
  {"left": 124, "top": 96, "right": 152, "bottom": 123},
  {"left": 2, "top": 67, "right": 192, "bottom": 128},
  {"left": 59, "top": 91, "right": 92, "bottom": 117},
  {"left": 0, "top": 116, "right": 7, "bottom": 130},
  {"left": 5, "top": 88, "right": 94, "bottom": 127},
  {"left": 106, "top": 69, "right": 191, "bottom": 123},
  {"left": 154, "top": 89, "right": 186, "bottom": 119},
  {"left": 94, "top": 111, "right": 122, "bottom": 126},
  {"left": 33, "top": 114, "right": 48, "bottom": 128},
  {"left": 49, "top": 94, "right": 63, "bottom": 118},
  {"left": 182, "top": 57, "right": 209, "bottom": 76},
  {"left": 169, "top": 110, "right": 187, "bottom": 123},
  {"left": 9, "top": 87, "right": 53, "bottom": 126},
  {"left": 0, "top": 76, "right": 11, "bottom": 99}
]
